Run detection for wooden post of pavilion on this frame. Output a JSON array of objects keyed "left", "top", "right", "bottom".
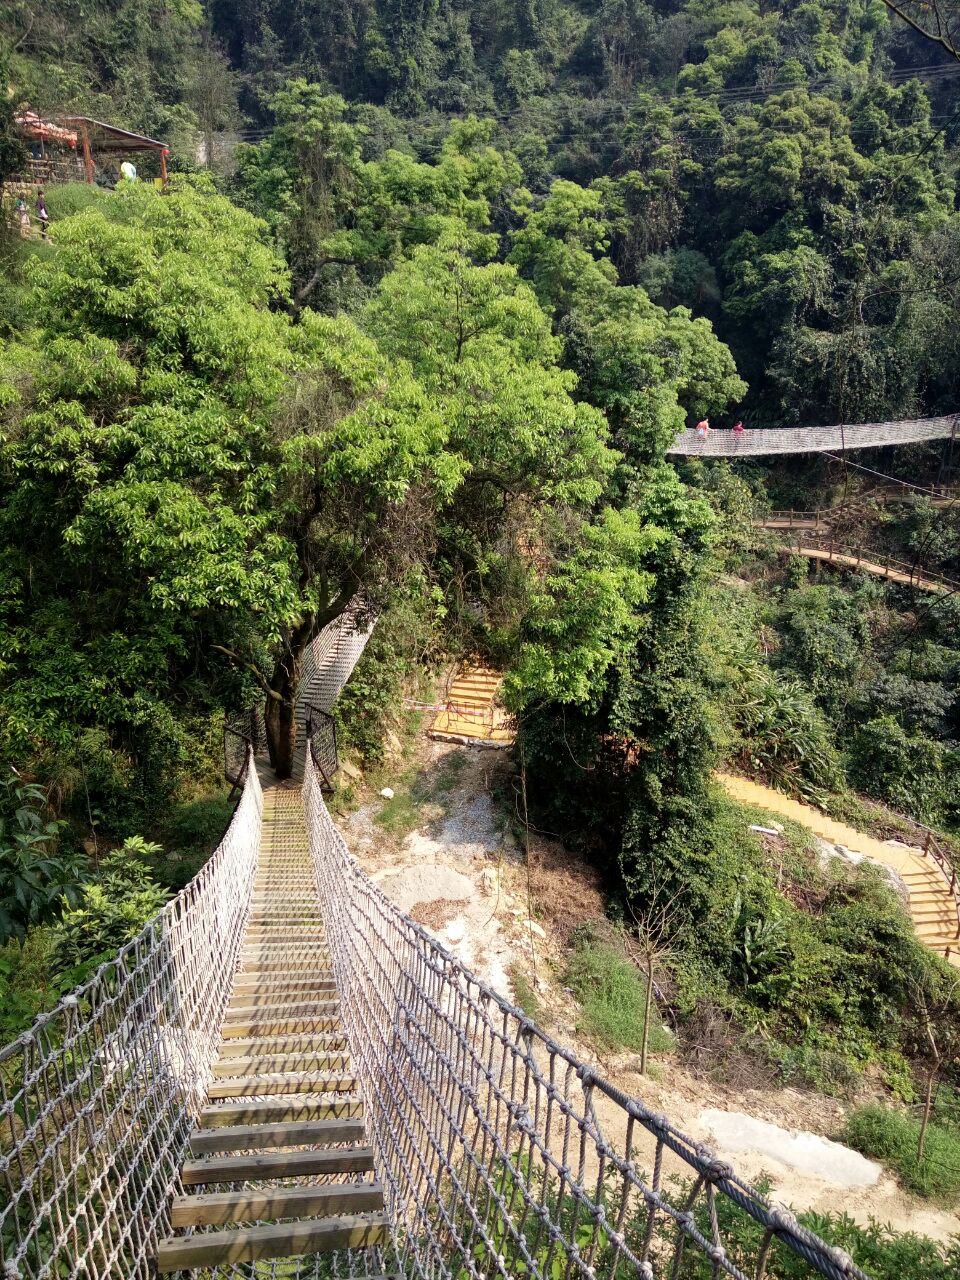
[
  {"left": 80, "top": 123, "right": 94, "bottom": 184},
  {"left": 160, "top": 148, "right": 168, "bottom": 186}
]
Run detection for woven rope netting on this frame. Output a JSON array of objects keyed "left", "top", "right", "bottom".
[
  {"left": 668, "top": 412, "right": 958, "bottom": 456},
  {"left": 0, "top": 765, "right": 263, "bottom": 1279}
]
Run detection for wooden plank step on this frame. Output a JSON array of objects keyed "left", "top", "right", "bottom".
[
  {"left": 232, "top": 968, "right": 335, "bottom": 984},
  {"left": 236, "top": 962, "right": 335, "bottom": 975},
  {"left": 206, "top": 1072, "right": 356, "bottom": 1098},
  {"left": 239, "top": 951, "right": 332, "bottom": 963},
  {"left": 242, "top": 942, "right": 330, "bottom": 952},
  {"left": 182, "top": 1145, "right": 375, "bottom": 1184},
  {"left": 189, "top": 1116, "right": 367, "bottom": 1154},
  {"left": 221, "top": 1016, "right": 342, "bottom": 1038},
  {"left": 228, "top": 988, "right": 337, "bottom": 1004},
  {"left": 155, "top": 1213, "right": 390, "bottom": 1270},
  {"left": 212, "top": 1052, "right": 350, "bottom": 1077},
  {"left": 224, "top": 1000, "right": 339, "bottom": 1022},
  {"left": 199, "top": 1097, "right": 363, "bottom": 1128},
  {"left": 171, "top": 1180, "right": 384, "bottom": 1226},
  {"left": 243, "top": 934, "right": 328, "bottom": 945},
  {"left": 228, "top": 987, "right": 337, "bottom": 1008},
  {"left": 218, "top": 1033, "right": 349, "bottom": 1057},
  {"left": 246, "top": 913, "right": 324, "bottom": 920}
]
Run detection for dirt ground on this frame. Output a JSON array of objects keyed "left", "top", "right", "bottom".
[{"left": 336, "top": 737, "right": 960, "bottom": 1244}]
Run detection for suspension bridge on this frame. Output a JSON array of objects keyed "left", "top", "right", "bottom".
[
  {"left": 667, "top": 412, "right": 959, "bottom": 456},
  {"left": 0, "top": 616, "right": 878, "bottom": 1280}
]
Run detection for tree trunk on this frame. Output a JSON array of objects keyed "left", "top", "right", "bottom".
[
  {"left": 264, "top": 649, "right": 300, "bottom": 779},
  {"left": 640, "top": 954, "right": 654, "bottom": 1076},
  {"left": 918, "top": 1066, "right": 937, "bottom": 1163}
]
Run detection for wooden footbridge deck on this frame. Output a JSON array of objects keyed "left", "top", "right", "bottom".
[{"left": 156, "top": 783, "right": 389, "bottom": 1271}]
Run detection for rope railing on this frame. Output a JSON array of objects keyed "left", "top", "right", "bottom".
[
  {"left": 297, "top": 748, "right": 869, "bottom": 1280},
  {"left": 0, "top": 750, "right": 262, "bottom": 1280}
]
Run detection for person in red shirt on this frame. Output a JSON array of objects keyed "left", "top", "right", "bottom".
[{"left": 732, "top": 420, "right": 745, "bottom": 437}]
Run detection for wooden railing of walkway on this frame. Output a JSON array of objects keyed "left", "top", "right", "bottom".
[
  {"left": 755, "top": 484, "right": 960, "bottom": 533},
  {"left": 771, "top": 528, "right": 960, "bottom": 594}
]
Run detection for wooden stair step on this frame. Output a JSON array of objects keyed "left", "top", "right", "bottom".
[
  {"left": 171, "top": 1180, "right": 384, "bottom": 1226},
  {"left": 212, "top": 1052, "right": 350, "bottom": 1077},
  {"left": 231, "top": 976, "right": 335, "bottom": 993},
  {"left": 189, "top": 1117, "right": 367, "bottom": 1154},
  {"left": 207, "top": 1072, "right": 356, "bottom": 1098},
  {"left": 182, "top": 1145, "right": 375, "bottom": 1184},
  {"left": 218, "top": 1033, "right": 348, "bottom": 1057},
  {"left": 224, "top": 1000, "right": 338, "bottom": 1021},
  {"left": 228, "top": 986, "right": 336, "bottom": 1008},
  {"left": 199, "top": 1097, "right": 363, "bottom": 1128},
  {"left": 221, "top": 1016, "right": 342, "bottom": 1038},
  {"left": 155, "top": 1213, "right": 389, "bottom": 1270},
  {"left": 233, "top": 967, "right": 335, "bottom": 981}
]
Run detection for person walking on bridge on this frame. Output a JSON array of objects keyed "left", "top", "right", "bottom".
[
  {"left": 695, "top": 417, "right": 710, "bottom": 441},
  {"left": 732, "top": 420, "right": 745, "bottom": 439}
]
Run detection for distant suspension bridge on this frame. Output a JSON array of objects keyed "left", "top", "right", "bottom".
[{"left": 667, "top": 412, "right": 959, "bottom": 457}]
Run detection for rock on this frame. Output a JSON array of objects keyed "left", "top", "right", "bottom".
[
  {"left": 522, "top": 919, "right": 546, "bottom": 939},
  {"left": 816, "top": 839, "right": 910, "bottom": 904},
  {"left": 700, "top": 1109, "right": 880, "bottom": 1189},
  {"left": 750, "top": 825, "right": 782, "bottom": 837},
  {"left": 884, "top": 838, "right": 924, "bottom": 854},
  {"left": 380, "top": 787, "right": 395, "bottom": 800},
  {"left": 479, "top": 867, "right": 501, "bottom": 896},
  {"left": 383, "top": 730, "right": 403, "bottom": 758},
  {"left": 339, "top": 759, "right": 362, "bottom": 781}
]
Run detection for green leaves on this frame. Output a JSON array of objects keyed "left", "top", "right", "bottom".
[
  {"left": 0, "top": 772, "right": 80, "bottom": 946},
  {"left": 506, "top": 507, "right": 660, "bottom": 709},
  {"left": 51, "top": 837, "right": 167, "bottom": 973}
]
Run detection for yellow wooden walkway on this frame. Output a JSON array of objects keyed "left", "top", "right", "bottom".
[
  {"left": 789, "top": 546, "right": 951, "bottom": 593},
  {"left": 430, "top": 666, "right": 514, "bottom": 745},
  {"left": 719, "top": 774, "right": 960, "bottom": 966},
  {"left": 156, "top": 784, "right": 388, "bottom": 1271}
]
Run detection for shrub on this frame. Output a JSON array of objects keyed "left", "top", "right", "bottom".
[
  {"left": 52, "top": 838, "right": 167, "bottom": 974},
  {"left": 731, "top": 663, "right": 843, "bottom": 796},
  {"left": 0, "top": 772, "right": 83, "bottom": 945},
  {"left": 564, "top": 931, "right": 674, "bottom": 1055},
  {"left": 844, "top": 1104, "right": 960, "bottom": 1201},
  {"left": 675, "top": 1183, "right": 960, "bottom": 1278},
  {"left": 508, "top": 965, "right": 542, "bottom": 1022},
  {"left": 847, "top": 715, "right": 959, "bottom": 825}
]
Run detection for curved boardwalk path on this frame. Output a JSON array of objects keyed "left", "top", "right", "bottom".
[
  {"left": 784, "top": 544, "right": 956, "bottom": 593},
  {"left": 719, "top": 773, "right": 960, "bottom": 966}
]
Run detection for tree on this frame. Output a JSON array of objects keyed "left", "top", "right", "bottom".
[
  {"left": 911, "top": 976, "right": 960, "bottom": 1163},
  {"left": 626, "top": 875, "right": 683, "bottom": 1074},
  {"left": 879, "top": 0, "right": 960, "bottom": 61}
]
